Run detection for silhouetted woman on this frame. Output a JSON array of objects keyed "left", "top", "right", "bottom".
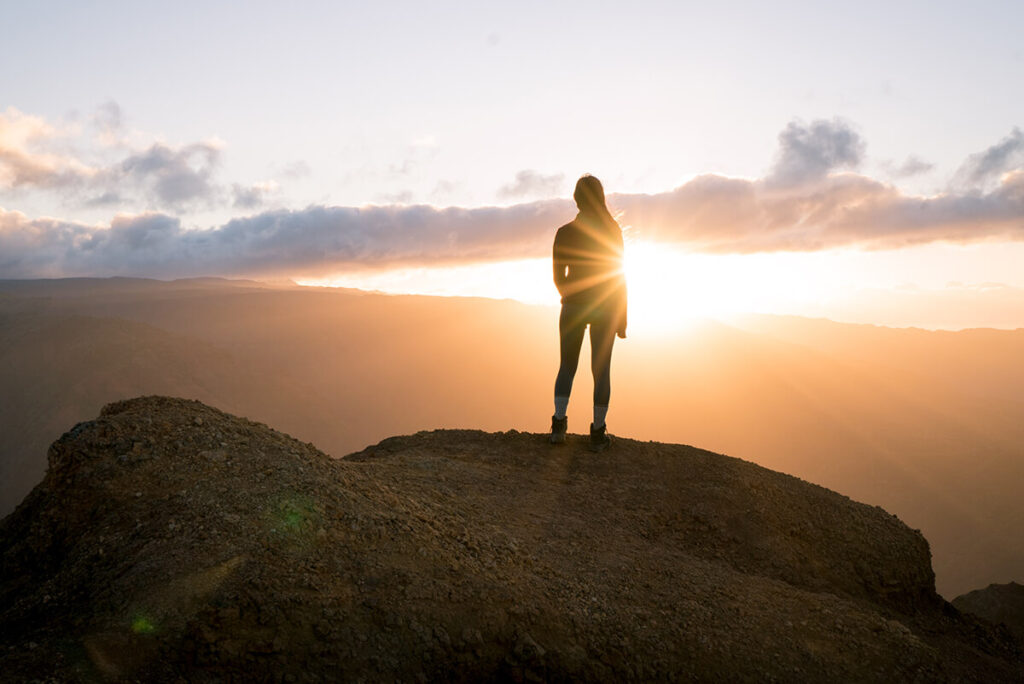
[{"left": 550, "top": 175, "right": 627, "bottom": 451}]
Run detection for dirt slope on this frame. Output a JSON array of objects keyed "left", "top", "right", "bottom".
[{"left": 1, "top": 397, "right": 1020, "bottom": 682}]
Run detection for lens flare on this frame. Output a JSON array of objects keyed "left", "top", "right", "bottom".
[
  {"left": 267, "top": 493, "right": 319, "bottom": 537},
  {"left": 131, "top": 615, "right": 156, "bottom": 634}
]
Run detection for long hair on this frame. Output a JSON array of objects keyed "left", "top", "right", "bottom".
[{"left": 573, "top": 175, "right": 617, "bottom": 231}]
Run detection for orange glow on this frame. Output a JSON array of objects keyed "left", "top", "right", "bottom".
[
  {"left": 298, "top": 240, "right": 1024, "bottom": 332},
  {"left": 298, "top": 240, "right": 853, "bottom": 335},
  {"left": 621, "top": 241, "right": 846, "bottom": 334}
]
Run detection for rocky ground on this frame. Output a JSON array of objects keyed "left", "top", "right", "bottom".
[{"left": 1, "top": 396, "right": 1021, "bottom": 682}]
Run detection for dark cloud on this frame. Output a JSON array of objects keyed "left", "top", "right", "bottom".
[
  {"left": 0, "top": 199, "right": 569, "bottom": 278},
  {"left": 200, "top": 201, "right": 567, "bottom": 274},
  {"left": 955, "top": 128, "right": 1024, "bottom": 187},
  {"left": 83, "top": 212, "right": 182, "bottom": 253},
  {"left": 232, "top": 185, "right": 262, "bottom": 209},
  {"left": 0, "top": 210, "right": 189, "bottom": 278},
  {"left": 0, "top": 211, "right": 86, "bottom": 278},
  {"left": 498, "top": 170, "right": 566, "bottom": 199},
  {"left": 767, "top": 119, "right": 865, "bottom": 188}
]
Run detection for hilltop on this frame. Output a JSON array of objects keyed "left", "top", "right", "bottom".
[{"left": 1, "top": 397, "right": 1021, "bottom": 681}]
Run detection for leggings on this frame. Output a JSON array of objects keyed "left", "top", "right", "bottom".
[{"left": 554, "top": 303, "right": 616, "bottom": 406}]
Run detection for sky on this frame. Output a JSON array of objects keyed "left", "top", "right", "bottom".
[{"left": 2, "top": 0, "right": 1023, "bottom": 329}]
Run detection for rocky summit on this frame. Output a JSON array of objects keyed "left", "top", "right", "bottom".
[{"left": 0, "top": 396, "right": 1020, "bottom": 682}]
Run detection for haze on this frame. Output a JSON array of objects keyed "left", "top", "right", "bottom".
[{"left": 2, "top": 279, "right": 1022, "bottom": 599}]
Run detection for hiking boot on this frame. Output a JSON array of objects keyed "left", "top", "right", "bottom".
[
  {"left": 589, "top": 423, "right": 611, "bottom": 452},
  {"left": 550, "top": 415, "right": 567, "bottom": 444}
]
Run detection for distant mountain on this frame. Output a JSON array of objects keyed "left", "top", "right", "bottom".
[
  {"left": 0, "top": 311, "right": 341, "bottom": 513},
  {"left": 1, "top": 397, "right": 1020, "bottom": 681},
  {"left": 953, "top": 583, "right": 1024, "bottom": 643},
  {"left": 2, "top": 277, "right": 1023, "bottom": 598}
]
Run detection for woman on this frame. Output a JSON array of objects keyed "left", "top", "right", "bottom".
[{"left": 550, "top": 175, "right": 627, "bottom": 451}]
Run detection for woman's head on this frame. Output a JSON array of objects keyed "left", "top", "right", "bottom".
[
  {"left": 574, "top": 174, "right": 607, "bottom": 215},
  {"left": 574, "top": 174, "right": 617, "bottom": 229}
]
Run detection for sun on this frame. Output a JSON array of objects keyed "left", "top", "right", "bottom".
[
  {"left": 621, "top": 240, "right": 832, "bottom": 334},
  {"left": 297, "top": 239, "right": 843, "bottom": 333},
  {"left": 621, "top": 242, "right": 706, "bottom": 334}
]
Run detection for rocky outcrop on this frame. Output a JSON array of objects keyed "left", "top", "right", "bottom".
[
  {"left": 954, "top": 582, "right": 1024, "bottom": 643},
  {"left": 1, "top": 396, "right": 1021, "bottom": 681}
]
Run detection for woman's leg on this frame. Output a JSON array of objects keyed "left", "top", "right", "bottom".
[
  {"left": 554, "top": 305, "right": 587, "bottom": 409},
  {"left": 589, "top": 314, "right": 616, "bottom": 413}
]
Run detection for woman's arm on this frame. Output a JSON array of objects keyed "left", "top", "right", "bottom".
[
  {"left": 616, "top": 277, "right": 628, "bottom": 338},
  {"left": 552, "top": 230, "right": 569, "bottom": 296},
  {"left": 615, "top": 228, "right": 627, "bottom": 338}
]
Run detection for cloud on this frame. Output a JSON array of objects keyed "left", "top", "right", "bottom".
[
  {"left": 886, "top": 156, "right": 934, "bottom": 178},
  {"left": 766, "top": 119, "right": 865, "bottom": 188},
  {"left": 232, "top": 181, "right": 280, "bottom": 209},
  {"left": 3, "top": 122, "right": 1024, "bottom": 279},
  {"left": 92, "top": 100, "right": 124, "bottom": 146},
  {"left": 615, "top": 169, "right": 1024, "bottom": 253},
  {"left": 0, "top": 199, "right": 568, "bottom": 278},
  {"left": 87, "top": 212, "right": 182, "bottom": 253},
  {"left": 0, "top": 209, "right": 183, "bottom": 278},
  {"left": 0, "top": 107, "right": 95, "bottom": 189},
  {"left": 498, "top": 170, "right": 566, "bottom": 199},
  {"left": 0, "top": 106, "right": 224, "bottom": 210},
  {"left": 84, "top": 191, "right": 123, "bottom": 207},
  {"left": 117, "top": 141, "right": 222, "bottom": 208},
  {"left": 0, "top": 145, "right": 87, "bottom": 190},
  {"left": 954, "top": 127, "right": 1024, "bottom": 188},
  {"left": 431, "top": 179, "right": 458, "bottom": 200}
]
